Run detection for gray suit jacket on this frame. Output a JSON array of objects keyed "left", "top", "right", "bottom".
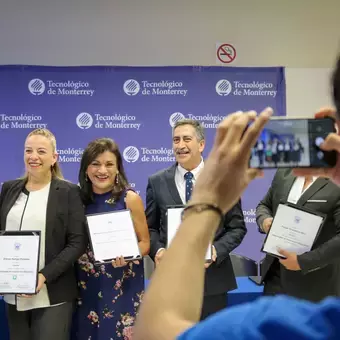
[
  {"left": 145, "top": 164, "right": 247, "bottom": 296},
  {"left": 257, "top": 169, "right": 340, "bottom": 302}
]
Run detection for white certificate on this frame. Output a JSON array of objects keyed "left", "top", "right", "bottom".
[
  {"left": 262, "top": 203, "right": 325, "bottom": 258},
  {"left": 86, "top": 210, "right": 141, "bottom": 262},
  {"left": 167, "top": 207, "right": 212, "bottom": 261},
  {"left": 0, "top": 231, "right": 40, "bottom": 294}
]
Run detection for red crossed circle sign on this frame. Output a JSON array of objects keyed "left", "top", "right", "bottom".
[{"left": 217, "top": 44, "right": 236, "bottom": 64}]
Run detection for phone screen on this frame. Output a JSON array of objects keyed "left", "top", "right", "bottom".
[{"left": 249, "top": 118, "right": 337, "bottom": 169}]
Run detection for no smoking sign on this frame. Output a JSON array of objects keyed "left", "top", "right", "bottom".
[{"left": 216, "top": 43, "right": 236, "bottom": 64}]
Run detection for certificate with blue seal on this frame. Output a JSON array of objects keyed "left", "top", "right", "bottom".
[{"left": 0, "top": 231, "right": 40, "bottom": 295}]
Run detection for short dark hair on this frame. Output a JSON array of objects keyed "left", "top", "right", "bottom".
[
  {"left": 78, "top": 138, "right": 129, "bottom": 205},
  {"left": 172, "top": 119, "right": 205, "bottom": 141},
  {"left": 332, "top": 54, "right": 340, "bottom": 118}
]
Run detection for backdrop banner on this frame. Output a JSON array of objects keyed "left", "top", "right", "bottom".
[{"left": 0, "top": 65, "right": 286, "bottom": 261}]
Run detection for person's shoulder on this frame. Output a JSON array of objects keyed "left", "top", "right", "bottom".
[
  {"left": 125, "top": 188, "right": 141, "bottom": 202},
  {"left": 270, "top": 168, "right": 292, "bottom": 184},
  {"left": 177, "top": 296, "right": 340, "bottom": 340},
  {"left": 2, "top": 179, "right": 23, "bottom": 188},
  {"left": 275, "top": 168, "right": 291, "bottom": 178},
  {"left": 177, "top": 296, "right": 272, "bottom": 339},
  {"left": 148, "top": 164, "right": 175, "bottom": 182},
  {"left": 54, "top": 178, "right": 80, "bottom": 191},
  {"left": 325, "top": 177, "right": 340, "bottom": 193},
  {"left": 1, "top": 179, "right": 25, "bottom": 192}
]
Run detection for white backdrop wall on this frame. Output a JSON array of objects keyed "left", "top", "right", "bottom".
[{"left": 286, "top": 68, "right": 334, "bottom": 117}]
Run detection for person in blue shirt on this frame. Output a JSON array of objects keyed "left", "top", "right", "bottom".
[{"left": 134, "top": 55, "right": 340, "bottom": 340}]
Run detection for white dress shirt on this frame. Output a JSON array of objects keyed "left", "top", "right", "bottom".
[
  {"left": 175, "top": 158, "right": 204, "bottom": 204},
  {"left": 261, "top": 176, "right": 317, "bottom": 232},
  {"left": 287, "top": 176, "right": 318, "bottom": 204}
]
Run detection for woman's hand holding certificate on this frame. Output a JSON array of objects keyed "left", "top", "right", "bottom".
[
  {"left": 0, "top": 231, "right": 40, "bottom": 295},
  {"left": 86, "top": 210, "right": 142, "bottom": 263},
  {"left": 111, "top": 256, "right": 139, "bottom": 268}
]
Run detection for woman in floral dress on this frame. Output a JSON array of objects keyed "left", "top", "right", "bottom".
[{"left": 71, "top": 138, "right": 150, "bottom": 340}]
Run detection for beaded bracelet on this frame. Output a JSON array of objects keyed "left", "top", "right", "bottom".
[{"left": 181, "top": 203, "right": 224, "bottom": 222}]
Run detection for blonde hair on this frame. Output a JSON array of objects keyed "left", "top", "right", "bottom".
[{"left": 24, "top": 128, "right": 63, "bottom": 179}]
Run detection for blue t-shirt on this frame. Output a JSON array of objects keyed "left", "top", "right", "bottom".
[{"left": 177, "top": 296, "right": 340, "bottom": 339}]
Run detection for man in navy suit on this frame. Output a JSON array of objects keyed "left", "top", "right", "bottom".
[{"left": 145, "top": 118, "right": 247, "bottom": 320}]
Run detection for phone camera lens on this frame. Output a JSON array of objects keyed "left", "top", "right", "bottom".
[
  {"left": 315, "top": 137, "right": 324, "bottom": 147},
  {"left": 317, "top": 151, "right": 324, "bottom": 159}
]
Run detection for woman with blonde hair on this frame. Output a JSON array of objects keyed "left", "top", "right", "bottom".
[{"left": 0, "top": 128, "right": 87, "bottom": 340}]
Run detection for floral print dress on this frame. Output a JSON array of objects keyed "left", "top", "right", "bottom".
[{"left": 71, "top": 190, "right": 144, "bottom": 340}]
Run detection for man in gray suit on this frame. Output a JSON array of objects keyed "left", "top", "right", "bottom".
[
  {"left": 145, "top": 118, "right": 247, "bottom": 320},
  {"left": 257, "top": 168, "right": 340, "bottom": 302}
]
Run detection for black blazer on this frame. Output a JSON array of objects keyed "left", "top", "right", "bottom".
[
  {"left": 0, "top": 178, "right": 88, "bottom": 305},
  {"left": 145, "top": 164, "right": 247, "bottom": 296},
  {"left": 256, "top": 169, "right": 340, "bottom": 302}
]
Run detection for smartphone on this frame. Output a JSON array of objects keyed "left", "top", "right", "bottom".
[{"left": 249, "top": 117, "right": 337, "bottom": 169}]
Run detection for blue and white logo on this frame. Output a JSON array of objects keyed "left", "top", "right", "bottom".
[
  {"left": 28, "top": 79, "right": 46, "bottom": 95},
  {"left": 123, "top": 146, "right": 140, "bottom": 163},
  {"left": 294, "top": 216, "right": 301, "bottom": 224},
  {"left": 76, "top": 112, "right": 93, "bottom": 129},
  {"left": 123, "top": 79, "right": 140, "bottom": 96},
  {"left": 215, "top": 79, "right": 232, "bottom": 96},
  {"left": 14, "top": 242, "right": 21, "bottom": 251},
  {"left": 169, "top": 112, "right": 185, "bottom": 127}
]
